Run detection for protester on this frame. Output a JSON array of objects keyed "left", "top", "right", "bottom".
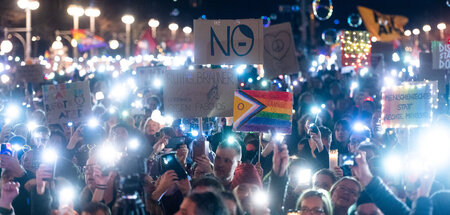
[
  {"left": 330, "top": 177, "right": 362, "bottom": 215},
  {"left": 296, "top": 189, "right": 333, "bottom": 215},
  {"left": 313, "top": 168, "right": 338, "bottom": 191}
]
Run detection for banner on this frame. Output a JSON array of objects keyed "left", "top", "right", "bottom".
[
  {"left": 263, "top": 22, "right": 299, "bottom": 79},
  {"left": 233, "top": 90, "right": 293, "bottom": 134},
  {"left": 194, "top": 19, "right": 263, "bottom": 65},
  {"left": 42, "top": 81, "right": 92, "bottom": 124},
  {"left": 431, "top": 41, "right": 450, "bottom": 70},
  {"left": 357, "top": 6, "right": 408, "bottom": 42},
  {"left": 16, "top": 65, "right": 44, "bottom": 83},
  {"left": 72, "top": 29, "right": 106, "bottom": 52},
  {"left": 163, "top": 68, "right": 238, "bottom": 118},
  {"left": 381, "top": 81, "right": 438, "bottom": 128},
  {"left": 135, "top": 66, "right": 166, "bottom": 88}
]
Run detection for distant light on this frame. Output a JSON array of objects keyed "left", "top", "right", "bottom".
[
  {"left": 248, "top": 78, "right": 253, "bottom": 83},
  {"left": 153, "top": 78, "right": 162, "bottom": 88},
  {"left": 318, "top": 55, "right": 326, "bottom": 64},
  {"left": 236, "top": 65, "right": 247, "bottom": 75},
  {"left": 292, "top": 80, "right": 298, "bottom": 86},
  {"left": 360, "top": 67, "right": 369, "bottom": 77},
  {"left": 88, "top": 118, "right": 99, "bottom": 128},
  {"left": 191, "top": 130, "right": 199, "bottom": 137},
  {"left": 351, "top": 81, "right": 359, "bottom": 89},
  {"left": 422, "top": 24, "right": 431, "bottom": 32},
  {"left": 240, "top": 82, "right": 245, "bottom": 87},
  {"left": 0, "top": 40, "right": 13, "bottom": 53},
  {"left": 122, "top": 110, "right": 129, "bottom": 117},
  {"left": 404, "top": 30, "right": 411, "bottom": 37},
  {"left": 1, "top": 74, "right": 10, "bottom": 83},
  {"left": 392, "top": 52, "right": 400, "bottom": 62},
  {"left": 437, "top": 23, "right": 446, "bottom": 30},
  {"left": 164, "top": 115, "right": 174, "bottom": 126},
  {"left": 412, "top": 28, "right": 420, "bottom": 35},
  {"left": 312, "top": 61, "right": 318, "bottom": 67},
  {"left": 353, "top": 122, "right": 367, "bottom": 132},
  {"left": 168, "top": 23, "right": 179, "bottom": 31},
  {"left": 27, "top": 121, "right": 38, "bottom": 131},
  {"left": 227, "top": 136, "right": 235, "bottom": 144},
  {"left": 85, "top": 7, "right": 101, "bottom": 17},
  {"left": 121, "top": 14, "right": 135, "bottom": 24},
  {"left": 321, "top": 104, "right": 326, "bottom": 109},
  {"left": 182, "top": 26, "right": 192, "bottom": 34},
  {"left": 370, "top": 36, "right": 377, "bottom": 42},
  {"left": 67, "top": 4, "right": 84, "bottom": 17},
  {"left": 261, "top": 80, "right": 268, "bottom": 87},
  {"left": 67, "top": 122, "right": 73, "bottom": 127},
  {"left": 148, "top": 19, "right": 160, "bottom": 28},
  {"left": 109, "top": 40, "right": 119, "bottom": 50},
  {"left": 384, "top": 77, "right": 395, "bottom": 87},
  {"left": 311, "top": 106, "right": 321, "bottom": 114},
  {"left": 128, "top": 139, "right": 139, "bottom": 149}
]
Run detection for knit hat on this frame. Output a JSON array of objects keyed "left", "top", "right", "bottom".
[{"left": 231, "top": 163, "right": 262, "bottom": 189}]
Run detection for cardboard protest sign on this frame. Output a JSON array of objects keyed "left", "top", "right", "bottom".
[
  {"left": 194, "top": 19, "right": 263, "bottom": 65},
  {"left": 233, "top": 90, "right": 293, "bottom": 134},
  {"left": 263, "top": 23, "right": 299, "bottom": 79},
  {"left": 135, "top": 66, "right": 166, "bottom": 88},
  {"left": 163, "top": 68, "right": 237, "bottom": 118},
  {"left": 16, "top": 65, "right": 45, "bottom": 83},
  {"left": 381, "top": 81, "right": 438, "bottom": 128},
  {"left": 431, "top": 41, "right": 450, "bottom": 70},
  {"left": 42, "top": 81, "right": 92, "bottom": 124}
]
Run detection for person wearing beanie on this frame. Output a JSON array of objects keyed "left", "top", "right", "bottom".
[{"left": 231, "top": 163, "right": 262, "bottom": 190}]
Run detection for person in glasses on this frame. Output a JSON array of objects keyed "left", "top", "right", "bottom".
[
  {"left": 330, "top": 177, "right": 362, "bottom": 215},
  {"left": 296, "top": 189, "right": 333, "bottom": 215}
]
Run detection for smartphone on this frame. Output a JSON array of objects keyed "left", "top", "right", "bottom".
[
  {"left": 0, "top": 143, "right": 13, "bottom": 156},
  {"left": 262, "top": 133, "right": 271, "bottom": 142},
  {"left": 308, "top": 123, "right": 319, "bottom": 134},
  {"left": 193, "top": 140, "right": 209, "bottom": 160},
  {"left": 166, "top": 137, "right": 186, "bottom": 149},
  {"left": 341, "top": 154, "right": 356, "bottom": 166},
  {"left": 159, "top": 153, "right": 188, "bottom": 179}
]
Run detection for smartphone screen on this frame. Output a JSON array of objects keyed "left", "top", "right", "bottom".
[
  {"left": 341, "top": 154, "right": 355, "bottom": 166},
  {"left": 193, "top": 140, "right": 209, "bottom": 160}
]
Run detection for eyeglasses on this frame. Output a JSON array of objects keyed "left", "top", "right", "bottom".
[
  {"left": 299, "top": 207, "right": 325, "bottom": 215},
  {"left": 336, "top": 185, "right": 359, "bottom": 196}
]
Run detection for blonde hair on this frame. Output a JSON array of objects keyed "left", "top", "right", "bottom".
[{"left": 296, "top": 189, "right": 333, "bottom": 215}]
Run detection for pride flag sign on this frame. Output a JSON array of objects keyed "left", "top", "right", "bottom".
[{"left": 233, "top": 90, "right": 293, "bottom": 134}]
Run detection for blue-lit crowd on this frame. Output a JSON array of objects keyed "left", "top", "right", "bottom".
[{"left": 0, "top": 59, "right": 449, "bottom": 215}]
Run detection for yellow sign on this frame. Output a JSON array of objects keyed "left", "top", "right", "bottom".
[{"left": 357, "top": 6, "right": 408, "bottom": 42}]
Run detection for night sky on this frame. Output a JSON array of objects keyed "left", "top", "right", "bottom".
[{"left": 0, "top": 0, "right": 448, "bottom": 57}]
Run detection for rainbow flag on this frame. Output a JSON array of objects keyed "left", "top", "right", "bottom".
[
  {"left": 233, "top": 90, "right": 293, "bottom": 134},
  {"left": 71, "top": 29, "right": 106, "bottom": 52}
]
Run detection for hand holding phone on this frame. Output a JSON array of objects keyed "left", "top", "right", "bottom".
[{"left": 160, "top": 153, "right": 188, "bottom": 179}]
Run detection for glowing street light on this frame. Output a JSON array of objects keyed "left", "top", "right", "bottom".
[
  {"left": 85, "top": 7, "right": 101, "bottom": 35},
  {"left": 422, "top": 25, "right": 431, "bottom": 32},
  {"left": 148, "top": 18, "right": 160, "bottom": 38},
  {"left": 437, "top": 23, "right": 446, "bottom": 40},
  {"left": 51, "top": 36, "right": 63, "bottom": 50},
  {"left": 17, "top": 0, "right": 39, "bottom": 61},
  {"left": 404, "top": 30, "right": 411, "bottom": 37},
  {"left": 67, "top": 4, "right": 84, "bottom": 61},
  {"left": 183, "top": 26, "right": 192, "bottom": 34},
  {"left": 1, "top": 40, "right": 13, "bottom": 53},
  {"left": 168, "top": 23, "right": 179, "bottom": 39},
  {"left": 412, "top": 28, "right": 420, "bottom": 36},
  {"left": 121, "top": 14, "right": 135, "bottom": 58}
]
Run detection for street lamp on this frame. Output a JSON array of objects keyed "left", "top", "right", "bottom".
[
  {"left": 404, "top": 30, "right": 411, "bottom": 37},
  {"left": 85, "top": 7, "right": 100, "bottom": 33},
  {"left": 17, "top": 0, "right": 39, "bottom": 61},
  {"left": 51, "top": 37, "right": 63, "bottom": 50},
  {"left": 168, "top": 23, "right": 179, "bottom": 40},
  {"left": 121, "top": 14, "right": 135, "bottom": 58},
  {"left": 109, "top": 40, "right": 119, "bottom": 50},
  {"left": 67, "top": 4, "right": 84, "bottom": 61},
  {"left": 437, "top": 23, "right": 446, "bottom": 40},
  {"left": 183, "top": 26, "right": 192, "bottom": 34},
  {"left": 422, "top": 25, "right": 431, "bottom": 42},
  {"left": 148, "top": 19, "right": 160, "bottom": 38},
  {"left": 1, "top": 40, "right": 13, "bottom": 53},
  {"left": 412, "top": 28, "right": 420, "bottom": 35}
]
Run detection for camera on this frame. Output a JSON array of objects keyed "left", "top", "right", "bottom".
[{"left": 341, "top": 154, "right": 356, "bottom": 166}]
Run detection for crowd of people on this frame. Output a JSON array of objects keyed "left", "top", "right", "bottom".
[{"left": 0, "top": 60, "right": 449, "bottom": 215}]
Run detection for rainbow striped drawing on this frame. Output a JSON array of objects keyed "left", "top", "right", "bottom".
[{"left": 233, "top": 90, "right": 293, "bottom": 134}]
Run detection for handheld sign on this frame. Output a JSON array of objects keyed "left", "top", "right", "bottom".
[
  {"left": 163, "top": 68, "right": 237, "bottom": 118},
  {"left": 16, "top": 65, "right": 45, "bottom": 83},
  {"left": 42, "top": 81, "right": 92, "bottom": 124},
  {"left": 431, "top": 41, "right": 450, "bottom": 70},
  {"left": 381, "top": 81, "right": 438, "bottom": 128},
  {"left": 263, "top": 23, "right": 299, "bottom": 79},
  {"left": 233, "top": 90, "right": 293, "bottom": 134},
  {"left": 194, "top": 19, "right": 263, "bottom": 65}
]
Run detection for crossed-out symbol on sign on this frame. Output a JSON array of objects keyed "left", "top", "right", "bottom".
[
  {"left": 272, "top": 39, "right": 285, "bottom": 53},
  {"left": 237, "top": 103, "right": 245, "bottom": 110}
]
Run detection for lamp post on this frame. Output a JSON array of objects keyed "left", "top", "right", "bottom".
[
  {"left": 182, "top": 26, "right": 192, "bottom": 42},
  {"left": 148, "top": 19, "right": 160, "bottom": 38},
  {"left": 437, "top": 23, "right": 446, "bottom": 40},
  {"left": 85, "top": 6, "right": 100, "bottom": 56},
  {"left": 121, "top": 14, "right": 135, "bottom": 58},
  {"left": 67, "top": 4, "right": 84, "bottom": 61},
  {"left": 17, "top": 0, "right": 39, "bottom": 61},
  {"left": 168, "top": 23, "right": 179, "bottom": 40},
  {"left": 422, "top": 25, "right": 431, "bottom": 40}
]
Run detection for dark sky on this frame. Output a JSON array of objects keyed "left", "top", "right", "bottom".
[{"left": 0, "top": 0, "right": 448, "bottom": 57}]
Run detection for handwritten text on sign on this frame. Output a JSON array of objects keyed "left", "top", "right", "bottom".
[
  {"left": 194, "top": 19, "right": 263, "bottom": 65},
  {"left": 381, "top": 82, "right": 435, "bottom": 128},
  {"left": 431, "top": 41, "right": 450, "bottom": 69},
  {"left": 163, "top": 68, "right": 237, "bottom": 118},
  {"left": 42, "top": 81, "right": 92, "bottom": 124}
]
